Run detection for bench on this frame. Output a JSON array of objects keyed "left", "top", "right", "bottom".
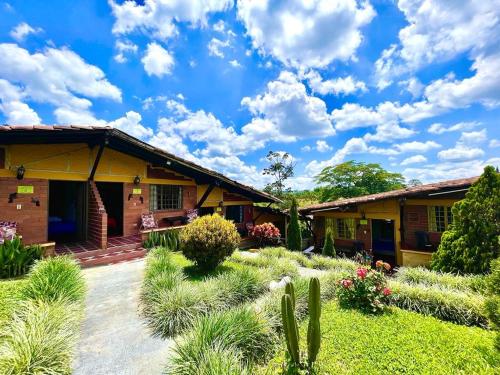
[{"left": 160, "top": 215, "right": 188, "bottom": 226}]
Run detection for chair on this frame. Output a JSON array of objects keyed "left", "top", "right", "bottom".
[
  {"left": 415, "top": 231, "right": 433, "bottom": 251},
  {"left": 140, "top": 212, "right": 158, "bottom": 231},
  {"left": 0, "top": 221, "right": 17, "bottom": 244},
  {"left": 185, "top": 209, "right": 198, "bottom": 223}
]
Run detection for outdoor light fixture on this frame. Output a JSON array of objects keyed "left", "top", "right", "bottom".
[
  {"left": 16, "top": 165, "right": 25, "bottom": 180},
  {"left": 166, "top": 160, "right": 172, "bottom": 166},
  {"left": 133, "top": 175, "right": 141, "bottom": 185}
]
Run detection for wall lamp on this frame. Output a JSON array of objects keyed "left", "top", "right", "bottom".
[
  {"left": 16, "top": 165, "right": 25, "bottom": 180},
  {"left": 133, "top": 175, "right": 141, "bottom": 185}
]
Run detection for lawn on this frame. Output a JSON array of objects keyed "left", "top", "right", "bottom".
[{"left": 260, "top": 301, "right": 499, "bottom": 374}]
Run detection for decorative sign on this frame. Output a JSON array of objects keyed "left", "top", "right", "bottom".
[
  {"left": 17, "top": 185, "right": 34, "bottom": 194},
  {"left": 216, "top": 206, "right": 222, "bottom": 212},
  {"left": 359, "top": 219, "right": 368, "bottom": 225},
  {"left": 132, "top": 188, "right": 142, "bottom": 195}
]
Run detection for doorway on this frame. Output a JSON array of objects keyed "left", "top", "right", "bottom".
[
  {"left": 371, "top": 219, "right": 396, "bottom": 264},
  {"left": 96, "top": 182, "right": 123, "bottom": 237},
  {"left": 48, "top": 181, "right": 87, "bottom": 243}
]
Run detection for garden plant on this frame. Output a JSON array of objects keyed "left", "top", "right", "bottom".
[{"left": 249, "top": 222, "right": 281, "bottom": 247}]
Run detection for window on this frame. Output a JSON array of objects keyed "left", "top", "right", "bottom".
[
  {"left": 150, "top": 185, "right": 182, "bottom": 211},
  {"left": 225, "top": 205, "right": 243, "bottom": 223},
  {"left": 428, "top": 206, "right": 453, "bottom": 232},
  {"left": 325, "top": 217, "right": 356, "bottom": 240}
]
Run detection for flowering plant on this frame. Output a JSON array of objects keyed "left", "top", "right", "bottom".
[
  {"left": 250, "top": 222, "right": 281, "bottom": 247},
  {"left": 337, "top": 261, "right": 392, "bottom": 313}
]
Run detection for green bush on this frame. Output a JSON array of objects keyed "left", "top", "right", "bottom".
[
  {"left": 310, "top": 254, "right": 358, "bottom": 272},
  {"left": 22, "top": 256, "right": 85, "bottom": 303},
  {"left": 143, "top": 229, "right": 181, "bottom": 250},
  {"left": 388, "top": 280, "right": 488, "bottom": 327},
  {"left": 260, "top": 247, "right": 314, "bottom": 268},
  {"left": 229, "top": 251, "right": 299, "bottom": 278},
  {"left": 0, "top": 299, "right": 82, "bottom": 375},
  {"left": 0, "top": 237, "right": 42, "bottom": 279},
  {"left": 192, "top": 345, "right": 250, "bottom": 375},
  {"left": 287, "top": 198, "right": 302, "bottom": 251},
  {"left": 485, "top": 258, "right": 500, "bottom": 350},
  {"left": 322, "top": 228, "right": 335, "bottom": 257},
  {"left": 394, "top": 266, "right": 488, "bottom": 294},
  {"left": 0, "top": 279, "right": 28, "bottom": 325},
  {"left": 431, "top": 166, "right": 500, "bottom": 274},
  {"left": 167, "top": 307, "right": 277, "bottom": 375},
  {"left": 180, "top": 214, "right": 240, "bottom": 271}
]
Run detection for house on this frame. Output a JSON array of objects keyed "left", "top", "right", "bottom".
[
  {"left": 0, "top": 125, "right": 279, "bottom": 264},
  {"left": 299, "top": 177, "right": 479, "bottom": 267}
]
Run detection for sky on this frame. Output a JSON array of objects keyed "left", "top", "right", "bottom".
[{"left": 0, "top": 0, "right": 499, "bottom": 190}]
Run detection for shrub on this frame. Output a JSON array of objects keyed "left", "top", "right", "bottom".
[
  {"left": 260, "top": 247, "right": 314, "bottom": 268},
  {"left": 310, "top": 254, "right": 358, "bottom": 272},
  {"left": 431, "top": 166, "right": 500, "bottom": 274},
  {"left": 322, "top": 228, "right": 335, "bottom": 257},
  {"left": 250, "top": 223, "right": 280, "bottom": 247},
  {"left": 22, "top": 256, "right": 85, "bottom": 303},
  {"left": 0, "top": 236, "right": 42, "bottom": 279},
  {"left": 143, "top": 229, "right": 181, "bottom": 250},
  {"left": 167, "top": 307, "right": 277, "bottom": 374},
  {"left": 287, "top": 198, "right": 302, "bottom": 251},
  {"left": 181, "top": 214, "right": 240, "bottom": 271},
  {"left": 229, "top": 251, "right": 299, "bottom": 278},
  {"left": 336, "top": 262, "right": 392, "bottom": 314},
  {"left": 388, "top": 281, "right": 488, "bottom": 327},
  {"left": 485, "top": 258, "right": 500, "bottom": 349},
  {"left": 394, "top": 266, "right": 488, "bottom": 294},
  {"left": 0, "top": 299, "right": 82, "bottom": 375}
]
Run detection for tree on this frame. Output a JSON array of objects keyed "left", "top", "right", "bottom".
[
  {"left": 316, "top": 161, "right": 405, "bottom": 202},
  {"left": 322, "top": 228, "right": 335, "bottom": 257},
  {"left": 287, "top": 198, "right": 302, "bottom": 251},
  {"left": 431, "top": 166, "right": 500, "bottom": 274},
  {"left": 263, "top": 151, "right": 295, "bottom": 198},
  {"left": 407, "top": 178, "right": 423, "bottom": 187}
]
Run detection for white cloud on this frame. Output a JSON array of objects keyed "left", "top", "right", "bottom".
[
  {"left": 0, "top": 79, "right": 41, "bottom": 124},
  {"left": 438, "top": 145, "right": 484, "bottom": 162},
  {"left": 108, "top": 111, "right": 153, "bottom": 139},
  {"left": 241, "top": 71, "right": 335, "bottom": 140},
  {"left": 114, "top": 39, "right": 138, "bottom": 63},
  {"left": 458, "top": 129, "right": 487, "bottom": 145},
  {"left": 331, "top": 103, "right": 380, "bottom": 131},
  {"left": 302, "top": 70, "right": 367, "bottom": 96},
  {"left": 399, "top": 77, "right": 424, "bottom": 98},
  {"left": 109, "top": 0, "right": 233, "bottom": 40},
  {"left": 316, "top": 140, "right": 332, "bottom": 153},
  {"left": 0, "top": 43, "right": 121, "bottom": 121},
  {"left": 10, "top": 22, "right": 42, "bottom": 42},
  {"left": 394, "top": 141, "right": 441, "bottom": 153},
  {"left": 229, "top": 59, "right": 241, "bottom": 68},
  {"left": 208, "top": 37, "right": 230, "bottom": 58},
  {"left": 301, "top": 145, "right": 312, "bottom": 152},
  {"left": 213, "top": 20, "right": 226, "bottom": 32},
  {"left": 141, "top": 42, "right": 174, "bottom": 77},
  {"left": 490, "top": 139, "right": 500, "bottom": 148},
  {"left": 400, "top": 154, "right": 427, "bottom": 166},
  {"left": 428, "top": 121, "right": 480, "bottom": 134},
  {"left": 237, "top": 0, "right": 375, "bottom": 68},
  {"left": 363, "top": 121, "right": 416, "bottom": 143}
]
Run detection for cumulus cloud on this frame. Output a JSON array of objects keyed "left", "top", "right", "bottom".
[
  {"left": 107, "top": 111, "right": 153, "bottom": 139},
  {"left": 490, "top": 139, "right": 500, "bottom": 148},
  {"left": 0, "top": 79, "right": 41, "bottom": 124},
  {"left": 316, "top": 140, "right": 332, "bottom": 153},
  {"left": 207, "top": 37, "right": 230, "bottom": 58},
  {"left": 394, "top": 141, "right": 441, "bottom": 153},
  {"left": 428, "top": 121, "right": 480, "bottom": 134},
  {"left": 302, "top": 70, "right": 367, "bottom": 96},
  {"left": 10, "top": 22, "right": 42, "bottom": 42},
  {"left": 0, "top": 43, "right": 121, "bottom": 122},
  {"left": 229, "top": 59, "right": 241, "bottom": 68},
  {"left": 438, "top": 145, "right": 485, "bottom": 162},
  {"left": 458, "top": 129, "right": 487, "bottom": 145},
  {"left": 241, "top": 71, "right": 335, "bottom": 140},
  {"left": 114, "top": 39, "right": 138, "bottom": 63},
  {"left": 142, "top": 42, "right": 174, "bottom": 77},
  {"left": 237, "top": 0, "right": 375, "bottom": 68},
  {"left": 109, "top": 0, "right": 233, "bottom": 40},
  {"left": 400, "top": 154, "right": 427, "bottom": 166}
]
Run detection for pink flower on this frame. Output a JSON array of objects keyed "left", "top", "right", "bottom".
[
  {"left": 356, "top": 268, "right": 368, "bottom": 280},
  {"left": 383, "top": 287, "right": 391, "bottom": 296},
  {"left": 383, "top": 262, "right": 391, "bottom": 271},
  {"left": 375, "top": 260, "right": 384, "bottom": 268},
  {"left": 341, "top": 279, "right": 353, "bottom": 288}
]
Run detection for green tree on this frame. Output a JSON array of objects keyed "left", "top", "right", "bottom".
[
  {"left": 322, "top": 228, "right": 335, "bottom": 257},
  {"left": 316, "top": 161, "right": 405, "bottom": 202},
  {"left": 431, "top": 166, "right": 500, "bottom": 274},
  {"left": 263, "top": 151, "right": 295, "bottom": 198},
  {"left": 287, "top": 198, "right": 302, "bottom": 251}
]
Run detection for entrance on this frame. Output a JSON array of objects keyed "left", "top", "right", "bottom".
[
  {"left": 96, "top": 182, "right": 124, "bottom": 237},
  {"left": 371, "top": 219, "right": 396, "bottom": 265},
  {"left": 48, "top": 181, "right": 87, "bottom": 243}
]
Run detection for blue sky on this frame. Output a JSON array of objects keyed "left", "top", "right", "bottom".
[{"left": 0, "top": 0, "right": 499, "bottom": 190}]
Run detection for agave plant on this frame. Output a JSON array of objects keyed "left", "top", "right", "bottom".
[{"left": 0, "top": 236, "right": 42, "bottom": 279}]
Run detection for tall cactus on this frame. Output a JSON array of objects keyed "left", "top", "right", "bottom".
[
  {"left": 307, "top": 277, "right": 321, "bottom": 366},
  {"left": 281, "top": 294, "right": 301, "bottom": 365},
  {"left": 285, "top": 282, "right": 296, "bottom": 310}
]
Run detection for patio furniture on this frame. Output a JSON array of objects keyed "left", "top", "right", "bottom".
[
  {"left": 140, "top": 212, "right": 158, "bottom": 231},
  {"left": 415, "top": 231, "right": 434, "bottom": 251},
  {"left": 161, "top": 216, "right": 188, "bottom": 227},
  {"left": 0, "top": 221, "right": 17, "bottom": 244}
]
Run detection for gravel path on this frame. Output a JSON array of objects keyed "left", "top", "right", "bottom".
[{"left": 72, "top": 259, "right": 172, "bottom": 375}]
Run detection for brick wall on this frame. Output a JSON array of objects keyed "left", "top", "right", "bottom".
[
  {"left": 0, "top": 177, "right": 48, "bottom": 244},
  {"left": 313, "top": 216, "right": 371, "bottom": 251},
  {"left": 149, "top": 185, "right": 197, "bottom": 228},
  {"left": 123, "top": 183, "right": 150, "bottom": 236},
  {"left": 403, "top": 205, "right": 442, "bottom": 248},
  {"left": 88, "top": 181, "right": 107, "bottom": 249}
]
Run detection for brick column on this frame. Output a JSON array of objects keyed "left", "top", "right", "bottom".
[{"left": 88, "top": 181, "right": 107, "bottom": 249}]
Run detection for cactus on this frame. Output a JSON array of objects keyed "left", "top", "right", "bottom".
[
  {"left": 307, "top": 277, "right": 321, "bottom": 365},
  {"left": 281, "top": 294, "right": 301, "bottom": 365},
  {"left": 285, "top": 282, "right": 296, "bottom": 310}
]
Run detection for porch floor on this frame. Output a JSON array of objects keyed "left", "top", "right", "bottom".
[{"left": 55, "top": 235, "right": 142, "bottom": 255}]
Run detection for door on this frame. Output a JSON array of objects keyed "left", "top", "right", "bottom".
[
  {"left": 96, "top": 182, "right": 124, "bottom": 237},
  {"left": 371, "top": 219, "right": 396, "bottom": 264}
]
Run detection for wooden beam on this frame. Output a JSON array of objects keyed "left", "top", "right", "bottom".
[
  {"left": 88, "top": 137, "right": 108, "bottom": 181},
  {"left": 196, "top": 183, "right": 215, "bottom": 209}
]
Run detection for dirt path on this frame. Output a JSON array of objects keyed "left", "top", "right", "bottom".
[{"left": 72, "top": 259, "right": 172, "bottom": 375}]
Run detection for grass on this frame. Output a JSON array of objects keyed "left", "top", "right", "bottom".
[
  {"left": 260, "top": 301, "right": 500, "bottom": 374},
  {"left": 0, "top": 257, "right": 86, "bottom": 375}
]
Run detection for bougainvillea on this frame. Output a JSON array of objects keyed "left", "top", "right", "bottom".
[
  {"left": 337, "top": 261, "right": 392, "bottom": 313},
  {"left": 250, "top": 222, "right": 281, "bottom": 247}
]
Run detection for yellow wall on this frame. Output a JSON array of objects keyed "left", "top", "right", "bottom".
[
  {"left": 0, "top": 144, "right": 195, "bottom": 185},
  {"left": 401, "top": 250, "right": 433, "bottom": 267},
  {"left": 196, "top": 185, "right": 252, "bottom": 207}
]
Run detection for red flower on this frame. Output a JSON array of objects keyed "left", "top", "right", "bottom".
[
  {"left": 383, "top": 287, "right": 391, "bottom": 296},
  {"left": 341, "top": 279, "right": 353, "bottom": 288},
  {"left": 356, "top": 268, "right": 368, "bottom": 279},
  {"left": 375, "top": 260, "right": 384, "bottom": 268}
]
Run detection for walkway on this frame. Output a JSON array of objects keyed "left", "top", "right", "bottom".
[{"left": 73, "top": 259, "right": 172, "bottom": 375}]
